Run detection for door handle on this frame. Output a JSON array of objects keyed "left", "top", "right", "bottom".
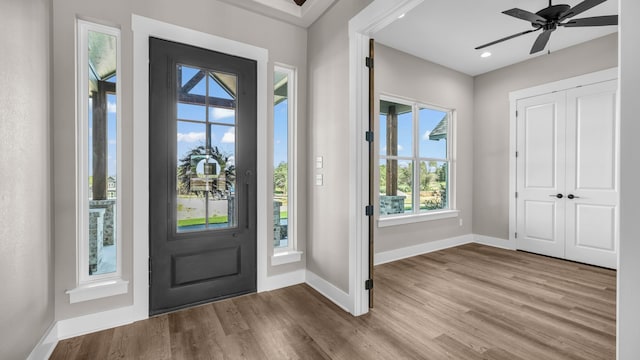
[
  {"left": 549, "top": 194, "right": 563, "bottom": 199},
  {"left": 567, "top": 194, "right": 580, "bottom": 199}
]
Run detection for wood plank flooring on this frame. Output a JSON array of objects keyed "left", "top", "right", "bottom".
[{"left": 50, "top": 244, "right": 616, "bottom": 359}]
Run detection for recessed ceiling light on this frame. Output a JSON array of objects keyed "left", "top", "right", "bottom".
[
  {"left": 481, "top": 51, "right": 492, "bottom": 58},
  {"left": 398, "top": 13, "right": 406, "bottom": 19}
]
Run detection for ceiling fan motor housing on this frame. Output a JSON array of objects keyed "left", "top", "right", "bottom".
[{"left": 535, "top": 4, "right": 571, "bottom": 24}]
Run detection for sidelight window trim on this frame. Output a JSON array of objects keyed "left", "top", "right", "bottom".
[
  {"left": 67, "top": 19, "right": 128, "bottom": 303},
  {"left": 271, "top": 64, "right": 302, "bottom": 265}
]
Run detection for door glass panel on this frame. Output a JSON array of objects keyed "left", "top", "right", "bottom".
[
  {"left": 180, "top": 66, "right": 206, "bottom": 95},
  {"left": 177, "top": 103, "right": 206, "bottom": 121},
  {"left": 176, "top": 64, "right": 238, "bottom": 233}
]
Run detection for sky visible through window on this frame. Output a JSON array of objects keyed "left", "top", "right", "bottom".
[
  {"left": 274, "top": 99, "right": 288, "bottom": 166},
  {"left": 177, "top": 66, "right": 235, "bottom": 162},
  {"left": 89, "top": 66, "right": 289, "bottom": 178},
  {"left": 379, "top": 107, "right": 447, "bottom": 159}
]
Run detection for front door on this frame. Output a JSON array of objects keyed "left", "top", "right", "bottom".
[{"left": 149, "top": 38, "right": 257, "bottom": 315}]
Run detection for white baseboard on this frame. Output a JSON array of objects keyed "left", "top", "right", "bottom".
[
  {"left": 305, "top": 270, "right": 351, "bottom": 313},
  {"left": 474, "top": 234, "right": 515, "bottom": 250},
  {"left": 259, "top": 268, "right": 306, "bottom": 292},
  {"left": 57, "top": 305, "right": 142, "bottom": 341},
  {"left": 27, "top": 322, "right": 58, "bottom": 360},
  {"left": 374, "top": 234, "right": 475, "bottom": 265}
]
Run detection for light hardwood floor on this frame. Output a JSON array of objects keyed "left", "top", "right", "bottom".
[{"left": 50, "top": 244, "right": 616, "bottom": 359}]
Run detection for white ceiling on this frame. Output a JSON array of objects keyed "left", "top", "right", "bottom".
[
  {"left": 373, "top": 0, "right": 618, "bottom": 76},
  {"left": 217, "top": 0, "right": 337, "bottom": 28}
]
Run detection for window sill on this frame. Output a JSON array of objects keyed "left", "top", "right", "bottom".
[
  {"left": 66, "top": 278, "right": 129, "bottom": 303},
  {"left": 378, "top": 209, "right": 460, "bottom": 228},
  {"left": 271, "top": 250, "right": 303, "bottom": 266}
]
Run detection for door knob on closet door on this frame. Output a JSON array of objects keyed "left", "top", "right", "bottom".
[
  {"left": 549, "top": 194, "right": 564, "bottom": 198},
  {"left": 567, "top": 194, "right": 580, "bottom": 199}
]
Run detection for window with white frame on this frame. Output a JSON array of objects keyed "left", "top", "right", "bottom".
[
  {"left": 379, "top": 96, "right": 454, "bottom": 221},
  {"left": 272, "top": 65, "right": 299, "bottom": 261},
  {"left": 68, "top": 20, "right": 127, "bottom": 302}
]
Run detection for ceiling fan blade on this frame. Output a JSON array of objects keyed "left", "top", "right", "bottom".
[
  {"left": 475, "top": 28, "right": 541, "bottom": 50},
  {"left": 560, "top": 15, "right": 618, "bottom": 27},
  {"left": 503, "top": 8, "right": 547, "bottom": 25},
  {"left": 530, "top": 29, "right": 555, "bottom": 54},
  {"left": 559, "top": 0, "right": 607, "bottom": 20}
]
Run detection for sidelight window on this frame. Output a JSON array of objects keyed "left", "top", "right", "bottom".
[
  {"left": 69, "top": 20, "right": 127, "bottom": 302},
  {"left": 272, "top": 64, "right": 301, "bottom": 264}
]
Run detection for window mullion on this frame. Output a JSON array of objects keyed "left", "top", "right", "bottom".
[{"left": 413, "top": 104, "right": 420, "bottom": 214}]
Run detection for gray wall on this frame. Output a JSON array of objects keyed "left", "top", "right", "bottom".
[
  {"left": 53, "top": 0, "right": 308, "bottom": 321},
  {"left": 307, "top": 0, "right": 372, "bottom": 292},
  {"left": 618, "top": 0, "right": 640, "bottom": 356},
  {"left": 472, "top": 33, "right": 618, "bottom": 240},
  {"left": 0, "top": 0, "right": 54, "bottom": 358},
  {"left": 375, "top": 44, "right": 474, "bottom": 253}
]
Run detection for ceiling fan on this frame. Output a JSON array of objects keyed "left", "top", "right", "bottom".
[{"left": 475, "top": 0, "right": 618, "bottom": 54}]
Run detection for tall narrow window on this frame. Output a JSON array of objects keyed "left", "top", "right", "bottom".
[
  {"left": 70, "top": 20, "right": 127, "bottom": 302},
  {"left": 379, "top": 96, "right": 455, "bottom": 222},
  {"left": 273, "top": 65, "right": 298, "bottom": 258}
]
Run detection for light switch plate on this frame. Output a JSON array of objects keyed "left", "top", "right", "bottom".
[{"left": 315, "top": 174, "right": 323, "bottom": 186}]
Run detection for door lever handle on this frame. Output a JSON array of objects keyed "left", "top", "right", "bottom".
[{"left": 549, "top": 194, "right": 563, "bottom": 199}]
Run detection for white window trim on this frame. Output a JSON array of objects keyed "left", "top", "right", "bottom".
[
  {"left": 68, "top": 20, "right": 128, "bottom": 302},
  {"left": 377, "top": 94, "right": 456, "bottom": 226},
  {"left": 378, "top": 209, "right": 459, "bottom": 227},
  {"left": 272, "top": 64, "right": 301, "bottom": 265}
]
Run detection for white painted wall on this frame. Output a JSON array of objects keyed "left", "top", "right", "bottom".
[
  {"left": 52, "top": 0, "right": 308, "bottom": 321},
  {"left": 0, "top": 0, "right": 54, "bottom": 358},
  {"left": 473, "top": 33, "right": 618, "bottom": 241},
  {"left": 374, "top": 44, "right": 474, "bottom": 253},
  {"left": 617, "top": 0, "right": 640, "bottom": 357},
  {"left": 307, "top": 0, "right": 372, "bottom": 293}
]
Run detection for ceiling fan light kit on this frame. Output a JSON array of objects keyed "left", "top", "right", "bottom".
[{"left": 475, "top": 0, "right": 617, "bottom": 55}]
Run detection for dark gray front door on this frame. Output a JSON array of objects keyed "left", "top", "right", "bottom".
[{"left": 149, "top": 38, "right": 257, "bottom": 315}]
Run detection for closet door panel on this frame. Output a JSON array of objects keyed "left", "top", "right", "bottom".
[
  {"left": 565, "top": 80, "right": 618, "bottom": 269},
  {"left": 516, "top": 92, "right": 566, "bottom": 258}
]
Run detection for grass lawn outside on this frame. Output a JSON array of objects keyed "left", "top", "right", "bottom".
[{"left": 178, "top": 215, "right": 228, "bottom": 227}]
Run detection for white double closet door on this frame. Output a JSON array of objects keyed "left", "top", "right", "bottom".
[{"left": 516, "top": 79, "right": 618, "bottom": 269}]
